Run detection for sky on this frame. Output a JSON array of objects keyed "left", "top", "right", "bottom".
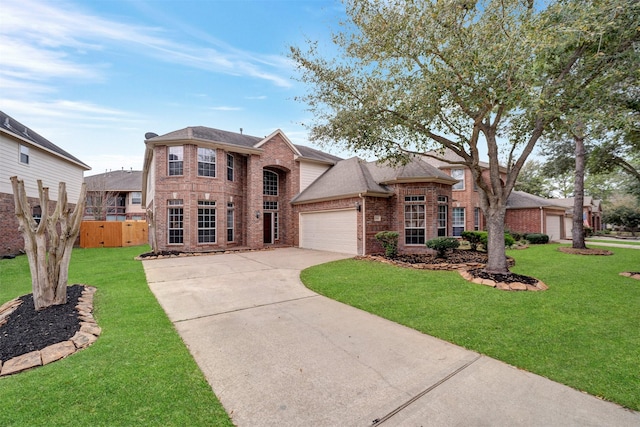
[{"left": 0, "top": 0, "right": 349, "bottom": 176}]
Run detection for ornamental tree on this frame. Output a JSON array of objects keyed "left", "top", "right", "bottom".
[
  {"left": 10, "top": 177, "right": 86, "bottom": 310},
  {"left": 291, "top": 0, "right": 638, "bottom": 274}
]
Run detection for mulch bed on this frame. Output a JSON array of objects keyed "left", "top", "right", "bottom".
[
  {"left": 0, "top": 285, "right": 83, "bottom": 363},
  {"left": 558, "top": 247, "right": 613, "bottom": 256},
  {"left": 367, "top": 249, "right": 545, "bottom": 290}
]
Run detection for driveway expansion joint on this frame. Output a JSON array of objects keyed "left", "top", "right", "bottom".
[
  {"left": 173, "top": 294, "right": 319, "bottom": 323},
  {"left": 371, "top": 354, "right": 483, "bottom": 426}
]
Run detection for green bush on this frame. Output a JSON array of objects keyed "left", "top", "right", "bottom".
[
  {"left": 507, "top": 230, "right": 524, "bottom": 241},
  {"left": 461, "top": 230, "right": 484, "bottom": 251},
  {"left": 479, "top": 232, "right": 516, "bottom": 250},
  {"left": 375, "top": 231, "right": 399, "bottom": 258},
  {"left": 426, "top": 237, "right": 460, "bottom": 258},
  {"left": 524, "top": 233, "right": 549, "bottom": 244}
]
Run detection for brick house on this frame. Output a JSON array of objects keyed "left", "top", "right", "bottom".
[
  {"left": 142, "top": 126, "right": 457, "bottom": 255},
  {"left": 0, "top": 111, "right": 90, "bottom": 257},
  {"left": 551, "top": 196, "right": 603, "bottom": 234},
  {"left": 84, "top": 169, "right": 146, "bottom": 221},
  {"left": 423, "top": 150, "right": 569, "bottom": 241}
]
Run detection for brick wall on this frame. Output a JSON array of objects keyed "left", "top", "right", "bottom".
[
  {"left": 151, "top": 134, "right": 301, "bottom": 253},
  {"left": 505, "top": 208, "right": 544, "bottom": 235}
]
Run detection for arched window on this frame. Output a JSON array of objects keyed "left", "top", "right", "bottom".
[{"left": 263, "top": 170, "right": 278, "bottom": 196}]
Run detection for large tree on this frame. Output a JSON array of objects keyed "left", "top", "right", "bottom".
[
  {"left": 10, "top": 177, "right": 86, "bottom": 310},
  {"left": 291, "top": 0, "right": 638, "bottom": 273}
]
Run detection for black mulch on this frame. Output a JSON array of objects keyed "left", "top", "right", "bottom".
[
  {"left": 467, "top": 268, "right": 539, "bottom": 285},
  {"left": 392, "top": 249, "right": 489, "bottom": 264},
  {"left": 0, "top": 285, "right": 83, "bottom": 362}
]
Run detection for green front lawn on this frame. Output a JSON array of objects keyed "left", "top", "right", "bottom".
[
  {"left": 301, "top": 244, "right": 640, "bottom": 410},
  {"left": 0, "top": 246, "right": 233, "bottom": 427}
]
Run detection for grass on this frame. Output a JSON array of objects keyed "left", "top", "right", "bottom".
[
  {"left": 0, "top": 246, "right": 233, "bottom": 427},
  {"left": 301, "top": 244, "right": 640, "bottom": 411}
]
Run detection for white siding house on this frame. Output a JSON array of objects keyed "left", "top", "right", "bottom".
[{"left": 1, "top": 111, "right": 90, "bottom": 256}]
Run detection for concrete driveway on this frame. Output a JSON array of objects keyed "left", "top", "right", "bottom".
[{"left": 143, "top": 248, "right": 639, "bottom": 426}]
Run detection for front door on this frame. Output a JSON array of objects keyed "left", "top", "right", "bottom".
[{"left": 263, "top": 212, "right": 273, "bottom": 244}]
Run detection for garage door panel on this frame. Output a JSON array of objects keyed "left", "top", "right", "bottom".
[
  {"left": 546, "top": 215, "right": 562, "bottom": 241},
  {"left": 300, "top": 210, "right": 357, "bottom": 254}
]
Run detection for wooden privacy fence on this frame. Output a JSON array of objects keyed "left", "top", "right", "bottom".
[{"left": 80, "top": 221, "right": 148, "bottom": 248}]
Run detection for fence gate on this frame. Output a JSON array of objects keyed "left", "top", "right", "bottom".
[{"left": 80, "top": 221, "right": 148, "bottom": 248}]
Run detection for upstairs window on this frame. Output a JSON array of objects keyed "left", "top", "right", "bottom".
[
  {"left": 20, "top": 145, "right": 29, "bottom": 164},
  {"left": 198, "top": 147, "right": 216, "bottom": 177},
  {"left": 263, "top": 170, "right": 278, "bottom": 196},
  {"left": 131, "top": 192, "right": 142, "bottom": 205},
  {"left": 168, "top": 146, "right": 183, "bottom": 176},
  {"left": 451, "top": 169, "right": 465, "bottom": 190},
  {"left": 227, "top": 154, "right": 234, "bottom": 181}
]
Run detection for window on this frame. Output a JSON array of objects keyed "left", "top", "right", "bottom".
[
  {"left": 107, "top": 194, "right": 126, "bottom": 221},
  {"left": 263, "top": 170, "right": 278, "bottom": 195},
  {"left": 19, "top": 145, "right": 29, "bottom": 164},
  {"left": 168, "top": 200, "right": 184, "bottom": 244},
  {"left": 32, "top": 205, "right": 42, "bottom": 224},
  {"left": 168, "top": 146, "right": 183, "bottom": 176},
  {"left": 198, "top": 200, "right": 216, "bottom": 243},
  {"left": 453, "top": 207, "right": 465, "bottom": 237},
  {"left": 227, "top": 202, "right": 234, "bottom": 242},
  {"left": 451, "top": 169, "right": 465, "bottom": 190},
  {"left": 227, "top": 154, "right": 234, "bottom": 181},
  {"left": 437, "top": 196, "right": 448, "bottom": 237},
  {"left": 404, "top": 196, "right": 425, "bottom": 245},
  {"left": 198, "top": 147, "right": 216, "bottom": 177},
  {"left": 474, "top": 207, "right": 481, "bottom": 231},
  {"left": 131, "top": 192, "right": 142, "bottom": 205}
]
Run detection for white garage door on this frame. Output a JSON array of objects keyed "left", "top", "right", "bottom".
[
  {"left": 300, "top": 210, "right": 358, "bottom": 254},
  {"left": 546, "top": 214, "right": 562, "bottom": 241}
]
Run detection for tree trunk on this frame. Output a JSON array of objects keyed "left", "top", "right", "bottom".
[
  {"left": 572, "top": 134, "right": 587, "bottom": 249},
  {"left": 10, "top": 177, "right": 86, "bottom": 310},
  {"left": 484, "top": 204, "right": 510, "bottom": 274}
]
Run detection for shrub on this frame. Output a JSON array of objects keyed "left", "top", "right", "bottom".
[
  {"left": 426, "top": 237, "right": 460, "bottom": 258},
  {"left": 507, "top": 231, "right": 524, "bottom": 241},
  {"left": 375, "top": 231, "right": 399, "bottom": 258},
  {"left": 478, "top": 232, "right": 516, "bottom": 251},
  {"left": 461, "top": 231, "right": 484, "bottom": 251},
  {"left": 524, "top": 233, "right": 549, "bottom": 244}
]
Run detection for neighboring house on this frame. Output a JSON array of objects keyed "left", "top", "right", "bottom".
[
  {"left": 0, "top": 110, "right": 90, "bottom": 257},
  {"left": 84, "top": 169, "right": 145, "bottom": 221},
  {"left": 423, "top": 149, "right": 570, "bottom": 241},
  {"left": 142, "top": 126, "right": 458, "bottom": 255},
  {"left": 551, "top": 196, "right": 603, "bottom": 234}
]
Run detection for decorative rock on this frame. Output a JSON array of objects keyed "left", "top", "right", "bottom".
[
  {"left": 41, "top": 341, "right": 76, "bottom": 365},
  {"left": 509, "top": 282, "right": 527, "bottom": 291},
  {"left": 1, "top": 351, "right": 42, "bottom": 376},
  {"left": 620, "top": 272, "right": 632, "bottom": 277},
  {"left": 481, "top": 279, "right": 496, "bottom": 287},
  {"left": 80, "top": 322, "right": 102, "bottom": 336},
  {"left": 71, "top": 331, "right": 98, "bottom": 349},
  {"left": 633, "top": 274, "right": 640, "bottom": 280},
  {"left": 496, "top": 282, "right": 511, "bottom": 291},
  {"left": 0, "top": 299, "right": 22, "bottom": 327},
  {"left": 471, "top": 277, "right": 484, "bottom": 285},
  {"left": 535, "top": 282, "right": 549, "bottom": 291}
]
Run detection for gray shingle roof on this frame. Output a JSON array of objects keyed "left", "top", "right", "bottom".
[
  {"left": 292, "top": 156, "right": 457, "bottom": 204},
  {"left": 507, "top": 191, "right": 565, "bottom": 209},
  {"left": 85, "top": 170, "right": 142, "bottom": 192},
  {"left": 146, "top": 126, "right": 341, "bottom": 164},
  {"left": 0, "top": 110, "right": 90, "bottom": 169}
]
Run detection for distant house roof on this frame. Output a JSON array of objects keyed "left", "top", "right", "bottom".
[
  {"left": 145, "top": 126, "right": 342, "bottom": 165},
  {"left": 506, "top": 191, "right": 566, "bottom": 210},
  {"left": 0, "top": 110, "right": 90, "bottom": 170},
  {"left": 292, "top": 156, "right": 457, "bottom": 204},
  {"left": 85, "top": 170, "right": 142, "bottom": 192}
]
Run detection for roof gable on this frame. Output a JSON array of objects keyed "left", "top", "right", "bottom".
[{"left": 0, "top": 110, "right": 90, "bottom": 170}]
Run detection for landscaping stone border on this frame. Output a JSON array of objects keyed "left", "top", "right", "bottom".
[
  {"left": 0, "top": 285, "right": 100, "bottom": 377},
  {"left": 619, "top": 272, "right": 640, "bottom": 280},
  {"left": 363, "top": 255, "right": 547, "bottom": 291}
]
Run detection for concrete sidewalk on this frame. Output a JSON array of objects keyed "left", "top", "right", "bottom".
[{"left": 143, "top": 248, "right": 639, "bottom": 426}]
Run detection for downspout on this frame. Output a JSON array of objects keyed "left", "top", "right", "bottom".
[
  {"left": 359, "top": 193, "right": 365, "bottom": 256},
  {"left": 540, "top": 206, "right": 544, "bottom": 233}
]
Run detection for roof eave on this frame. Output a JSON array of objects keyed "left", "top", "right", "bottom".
[
  {"left": 1, "top": 128, "right": 91, "bottom": 170},
  {"left": 292, "top": 191, "right": 394, "bottom": 205},
  {"left": 145, "top": 137, "right": 263, "bottom": 155}
]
